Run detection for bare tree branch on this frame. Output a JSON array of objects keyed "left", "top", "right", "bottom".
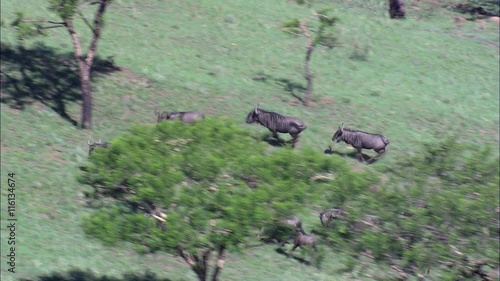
[
  {"left": 211, "top": 246, "right": 226, "bottom": 281},
  {"left": 85, "top": 0, "right": 110, "bottom": 68}
]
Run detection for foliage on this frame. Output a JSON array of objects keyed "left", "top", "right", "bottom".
[
  {"left": 10, "top": 12, "right": 45, "bottom": 40},
  {"left": 80, "top": 118, "right": 376, "bottom": 280},
  {"left": 315, "top": 137, "right": 499, "bottom": 278},
  {"left": 1, "top": 0, "right": 498, "bottom": 280},
  {"left": 313, "top": 8, "right": 339, "bottom": 48},
  {"left": 49, "top": 0, "right": 79, "bottom": 20},
  {"left": 281, "top": 6, "right": 339, "bottom": 48}
]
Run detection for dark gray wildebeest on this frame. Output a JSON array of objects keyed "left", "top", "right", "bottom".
[
  {"left": 87, "top": 139, "right": 109, "bottom": 155},
  {"left": 156, "top": 110, "right": 205, "bottom": 125},
  {"left": 292, "top": 232, "right": 318, "bottom": 252},
  {"left": 245, "top": 107, "right": 307, "bottom": 147},
  {"left": 319, "top": 208, "right": 347, "bottom": 227},
  {"left": 331, "top": 123, "right": 390, "bottom": 163}
]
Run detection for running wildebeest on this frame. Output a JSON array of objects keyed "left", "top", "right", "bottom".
[
  {"left": 156, "top": 110, "right": 205, "bottom": 125},
  {"left": 87, "top": 139, "right": 109, "bottom": 155},
  {"left": 330, "top": 123, "right": 389, "bottom": 163},
  {"left": 319, "top": 208, "right": 347, "bottom": 227},
  {"left": 245, "top": 107, "right": 307, "bottom": 147},
  {"left": 285, "top": 216, "right": 306, "bottom": 235},
  {"left": 292, "top": 232, "right": 318, "bottom": 252},
  {"left": 261, "top": 216, "right": 305, "bottom": 246}
]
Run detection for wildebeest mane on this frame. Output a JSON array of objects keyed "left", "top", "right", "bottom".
[{"left": 256, "top": 108, "right": 305, "bottom": 131}]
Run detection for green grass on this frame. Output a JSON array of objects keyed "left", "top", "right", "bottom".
[{"left": 1, "top": 0, "right": 499, "bottom": 280}]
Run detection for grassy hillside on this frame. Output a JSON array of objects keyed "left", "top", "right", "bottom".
[{"left": 1, "top": 0, "right": 499, "bottom": 280}]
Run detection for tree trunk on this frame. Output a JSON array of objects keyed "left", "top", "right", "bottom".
[
  {"left": 389, "top": 0, "right": 406, "bottom": 19},
  {"left": 211, "top": 246, "right": 226, "bottom": 281},
  {"left": 80, "top": 65, "right": 93, "bottom": 129},
  {"left": 64, "top": 0, "right": 110, "bottom": 129},
  {"left": 304, "top": 44, "right": 314, "bottom": 107},
  {"left": 300, "top": 21, "right": 314, "bottom": 107},
  {"left": 178, "top": 248, "right": 211, "bottom": 281}
]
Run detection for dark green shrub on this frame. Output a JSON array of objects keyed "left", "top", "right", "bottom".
[
  {"left": 316, "top": 136, "right": 498, "bottom": 278},
  {"left": 79, "top": 117, "right": 377, "bottom": 280}
]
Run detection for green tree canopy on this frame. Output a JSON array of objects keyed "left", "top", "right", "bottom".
[{"left": 79, "top": 117, "right": 376, "bottom": 281}]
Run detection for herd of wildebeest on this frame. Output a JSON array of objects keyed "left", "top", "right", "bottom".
[
  {"left": 86, "top": 107, "right": 390, "bottom": 252},
  {"left": 89, "top": 106, "right": 390, "bottom": 160}
]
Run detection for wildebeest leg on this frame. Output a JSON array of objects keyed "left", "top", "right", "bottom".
[
  {"left": 355, "top": 148, "right": 364, "bottom": 162},
  {"left": 291, "top": 244, "right": 299, "bottom": 251},
  {"left": 289, "top": 133, "right": 299, "bottom": 148},
  {"left": 368, "top": 148, "right": 386, "bottom": 163},
  {"left": 272, "top": 131, "right": 285, "bottom": 144}
]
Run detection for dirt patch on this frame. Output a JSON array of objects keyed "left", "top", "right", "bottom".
[
  {"left": 1, "top": 145, "right": 13, "bottom": 152},
  {"left": 33, "top": 102, "right": 46, "bottom": 112},
  {"left": 204, "top": 107, "right": 217, "bottom": 115},
  {"left": 316, "top": 96, "right": 335, "bottom": 106},
  {"left": 45, "top": 146, "right": 67, "bottom": 164},
  {"left": 119, "top": 68, "right": 152, "bottom": 87},
  {"left": 122, "top": 94, "right": 137, "bottom": 101}
]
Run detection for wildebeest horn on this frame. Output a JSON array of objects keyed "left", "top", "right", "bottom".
[
  {"left": 97, "top": 139, "right": 102, "bottom": 144},
  {"left": 87, "top": 140, "right": 93, "bottom": 145}
]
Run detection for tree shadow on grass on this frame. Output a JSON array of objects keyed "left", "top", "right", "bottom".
[
  {"left": 21, "top": 268, "right": 174, "bottom": 281},
  {"left": 1, "top": 42, "right": 120, "bottom": 126},
  {"left": 252, "top": 73, "right": 306, "bottom": 104},
  {"left": 324, "top": 147, "right": 380, "bottom": 164}
]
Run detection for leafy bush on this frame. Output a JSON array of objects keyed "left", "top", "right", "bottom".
[
  {"left": 316, "top": 136, "right": 499, "bottom": 278},
  {"left": 79, "top": 118, "right": 376, "bottom": 279}
]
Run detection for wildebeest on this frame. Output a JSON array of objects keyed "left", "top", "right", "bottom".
[
  {"left": 87, "top": 139, "right": 109, "bottom": 155},
  {"left": 284, "top": 216, "right": 306, "bottom": 235},
  {"left": 331, "top": 123, "right": 389, "bottom": 162},
  {"left": 319, "top": 208, "right": 347, "bottom": 227},
  {"left": 156, "top": 110, "right": 205, "bottom": 125},
  {"left": 292, "top": 232, "right": 317, "bottom": 252},
  {"left": 261, "top": 216, "right": 305, "bottom": 246},
  {"left": 245, "top": 107, "right": 307, "bottom": 147}
]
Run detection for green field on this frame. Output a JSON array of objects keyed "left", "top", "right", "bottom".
[{"left": 1, "top": 0, "right": 499, "bottom": 280}]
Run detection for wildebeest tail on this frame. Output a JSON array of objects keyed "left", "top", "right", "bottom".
[{"left": 382, "top": 136, "right": 390, "bottom": 145}]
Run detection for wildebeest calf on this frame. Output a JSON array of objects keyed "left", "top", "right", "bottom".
[
  {"left": 331, "top": 123, "right": 389, "bottom": 163},
  {"left": 284, "top": 216, "right": 305, "bottom": 235},
  {"left": 261, "top": 216, "right": 305, "bottom": 246},
  {"left": 319, "top": 208, "right": 347, "bottom": 227},
  {"left": 292, "top": 232, "right": 317, "bottom": 252},
  {"left": 245, "top": 106, "right": 307, "bottom": 147},
  {"left": 88, "top": 139, "right": 109, "bottom": 155},
  {"left": 156, "top": 110, "right": 205, "bottom": 125}
]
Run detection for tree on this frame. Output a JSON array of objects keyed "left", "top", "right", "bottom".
[
  {"left": 79, "top": 118, "right": 375, "bottom": 281},
  {"left": 315, "top": 137, "right": 499, "bottom": 279},
  {"left": 281, "top": 6, "right": 338, "bottom": 106},
  {"left": 11, "top": 0, "right": 112, "bottom": 129},
  {"left": 389, "top": 0, "right": 406, "bottom": 19}
]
